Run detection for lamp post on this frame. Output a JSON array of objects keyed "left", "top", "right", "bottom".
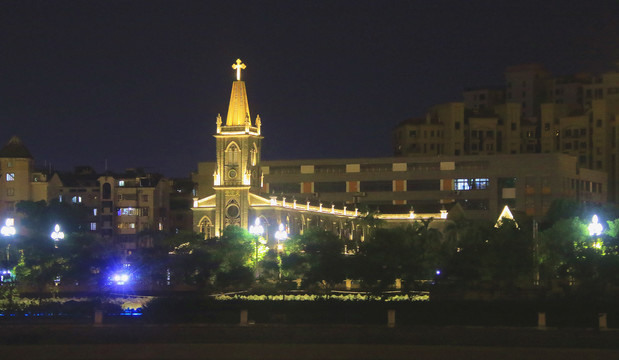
[
  {"left": 588, "top": 214, "right": 603, "bottom": 249},
  {"left": 274, "top": 223, "right": 288, "bottom": 279},
  {"left": 275, "top": 223, "right": 287, "bottom": 252},
  {"left": 1, "top": 218, "right": 16, "bottom": 265},
  {"left": 51, "top": 224, "right": 65, "bottom": 249},
  {"left": 249, "top": 218, "right": 264, "bottom": 270}
]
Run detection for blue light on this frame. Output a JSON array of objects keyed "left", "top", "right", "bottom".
[
  {"left": 435, "top": 269, "right": 441, "bottom": 276},
  {"left": 111, "top": 272, "right": 130, "bottom": 285}
]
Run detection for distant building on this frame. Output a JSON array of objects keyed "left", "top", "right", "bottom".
[
  {"left": 395, "top": 63, "right": 619, "bottom": 204},
  {"left": 463, "top": 87, "right": 505, "bottom": 111},
  {"left": 196, "top": 153, "right": 605, "bottom": 221},
  {"left": 0, "top": 136, "right": 48, "bottom": 218},
  {"left": 38, "top": 163, "right": 173, "bottom": 258},
  {"left": 98, "top": 170, "right": 170, "bottom": 256},
  {"left": 505, "top": 63, "right": 550, "bottom": 118}
]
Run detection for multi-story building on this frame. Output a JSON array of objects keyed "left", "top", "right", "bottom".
[
  {"left": 583, "top": 65, "right": 619, "bottom": 109},
  {"left": 48, "top": 167, "right": 172, "bottom": 256},
  {"left": 462, "top": 87, "right": 505, "bottom": 111},
  {"left": 505, "top": 63, "right": 550, "bottom": 118},
  {"left": 394, "top": 102, "right": 523, "bottom": 157},
  {"left": 395, "top": 63, "right": 619, "bottom": 204},
  {"left": 98, "top": 170, "right": 170, "bottom": 255},
  {"left": 196, "top": 153, "right": 605, "bottom": 221},
  {"left": 0, "top": 136, "right": 48, "bottom": 218}
]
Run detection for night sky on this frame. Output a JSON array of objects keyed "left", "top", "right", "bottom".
[{"left": 2, "top": 1, "right": 619, "bottom": 178}]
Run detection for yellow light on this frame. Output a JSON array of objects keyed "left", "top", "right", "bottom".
[
  {"left": 232, "top": 59, "right": 246, "bottom": 81},
  {"left": 213, "top": 170, "right": 220, "bottom": 186}
]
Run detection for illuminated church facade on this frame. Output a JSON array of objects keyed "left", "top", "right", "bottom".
[{"left": 191, "top": 60, "right": 443, "bottom": 245}]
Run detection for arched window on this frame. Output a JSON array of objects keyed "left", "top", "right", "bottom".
[
  {"left": 199, "top": 217, "right": 214, "bottom": 239},
  {"left": 225, "top": 142, "right": 240, "bottom": 167}
]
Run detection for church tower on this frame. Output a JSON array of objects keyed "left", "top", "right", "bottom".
[{"left": 213, "top": 59, "right": 263, "bottom": 234}]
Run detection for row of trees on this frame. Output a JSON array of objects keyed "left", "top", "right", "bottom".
[{"left": 3, "top": 200, "right": 619, "bottom": 301}]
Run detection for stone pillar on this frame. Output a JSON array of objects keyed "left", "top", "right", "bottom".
[
  {"left": 599, "top": 313, "right": 608, "bottom": 330},
  {"left": 537, "top": 312, "right": 546, "bottom": 329},
  {"left": 387, "top": 309, "right": 396, "bottom": 328},
  {"left": 240, "top": 309, "right": 248, "bottom": 326}
]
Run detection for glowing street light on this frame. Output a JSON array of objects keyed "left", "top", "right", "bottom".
[
  {"left": 249, "top": 218, "right": 265, "bottom": 271},
  {"left": 51, "top": 224, "right": 65, "bottom": 248},
  {"left": 588, "top": 215, "right": 603, "bottom": 237},
  {"left": 275, "top": 223, "right": 287, "bottom": 252},
  {"left": 274, "top": 223, "right": 288, "bottom": 279},
  {"left": 249, "top": 218, "right": 264, "bottom": 237},
  {"left": 588, "top": 214, "right": 604, "bottom": 249},
  {"left": 1, "top": 218, "right": 16, "bottom": 265},
  {"left": 1, "top": 218, "right": 16, "bottom": 237}
]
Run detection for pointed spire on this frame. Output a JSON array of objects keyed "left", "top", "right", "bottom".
[
  {"left": 0, "top": 136, "right": 33, "bottom": 158},
  {"left": 226, "top": 59, "right": 251, "bottom": 126}
]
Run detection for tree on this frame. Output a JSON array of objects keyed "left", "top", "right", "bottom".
[
  {"left": 12, "top": 200, "right": 103, "bottom": 296},
  {"left": 168, "top": 232, "right": 217, "bottom": 290},
  {"left": 282, "top": 229, "right": 346, "bottom": 290},
  {"left": 537, "top": 216, "right": 615, "bottom": 298},
  {"left": 355, "top": 227, "right": 413, "bottom": 292},
  {"left": 211, "top": 226, "right": 255, "bottom": 290}
]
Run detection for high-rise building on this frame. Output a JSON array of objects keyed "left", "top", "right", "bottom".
[{"left": 395, "top": 63, "right": 619, "bottom": 203}]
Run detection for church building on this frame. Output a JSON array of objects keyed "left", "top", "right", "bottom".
[{"left": 192, "top": 60, "right": 444, "bottom": 247}]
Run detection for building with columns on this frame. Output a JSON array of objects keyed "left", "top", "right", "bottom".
[{"left": 192, "top": 60, "right": 444, "bottom": 245}]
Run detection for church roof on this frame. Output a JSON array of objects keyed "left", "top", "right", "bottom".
[
  {"left": 226, "top": 59, "right": 251, "bottom": 126},
  {"left": 0, "top": 136, "right": 33, "bottom": 159},
  {"left": 226, "top": 80, "right": 251, "bottom": 126}
]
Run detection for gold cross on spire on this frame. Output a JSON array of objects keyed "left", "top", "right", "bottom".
[{"left": 232, "top": 59, "right": 246, "bottom": 81}]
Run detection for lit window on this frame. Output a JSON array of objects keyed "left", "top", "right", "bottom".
[
  {"left": 93, "top": 208, "right": 97, "bottom": 216},
  {"left": 59, "top": 195, "right": 63, "bottom": 202},
  {"left": 118, "top": 180, "right": 125, "bottom": 187},
  {"left": 454, "top": 178, "right": 489, "bottom": 191},
  {"left": 72, "top": 196, "right": 82, "bottom": 203},
  {"left": 6, "top": 173, "right": 14, "bottom": 182},
  {"left": 90, "top": 222, "right": 97, "bottom": 231}
]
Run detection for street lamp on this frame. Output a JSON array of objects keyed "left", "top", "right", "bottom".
[
  {"left": 1, "top": 218, "right": 16, "bottom": 265},
  {"left": 275, "top": 223, "right": 287, "bottom": 252},
  {"left": 1, "top": 218, "right": 16, "bottom": 237},
  {"left": 51, "top": 224, "right": 65, "bottom": 249},
  {"left": 249, "top": 218, "right": 264, "bottom": 270},
  {"left": 274, "top": 223, "right": 288, "bottom": 279},
  {"left": 588, "top": 214, "right": 603, "bottom": 249}
]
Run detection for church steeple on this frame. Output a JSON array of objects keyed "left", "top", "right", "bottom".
[
  {"left": 226, "top": 59, "right": 251, "bottom": 126},
  {"left": 212, "top": 59, "right": 263, "bottom": 233}
]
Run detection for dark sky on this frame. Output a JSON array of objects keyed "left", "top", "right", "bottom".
[{"left": 1, "top": 1, "right": 619, "bottom": 178}]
